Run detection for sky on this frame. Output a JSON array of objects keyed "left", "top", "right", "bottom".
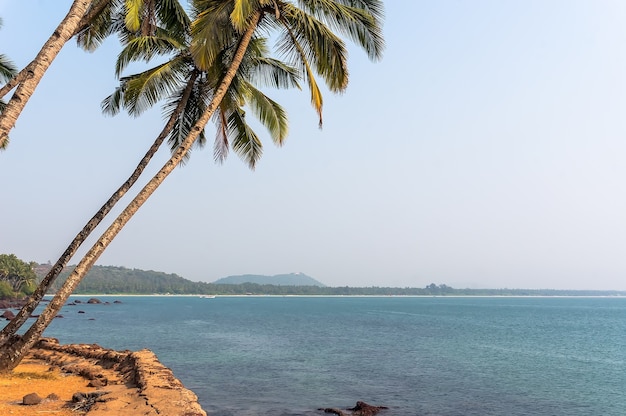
[{"left": 1, "top": 1, "right": 625, "bottom": 290}]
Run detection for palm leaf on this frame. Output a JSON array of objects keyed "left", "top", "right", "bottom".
[
  {"left": 277, "top": 5, "right": 349, "bottom": 92},
  {"left": 0, "top": 54, "right": 17, "bottom": 84},
  {"left": 76, "top": 0, "right": 124, "bottom": 51},
  {"left": 242, "top": 82, "right": 289, "bottom": 145},
  {"left": 229, "top": 107, "right": 263, "bottom": 169},
  {"left": 115, "top": 34, "right": 184, "bottom": 76},
  {"left": 190, "top": 1, "right": 237, "bottom": 70},
  {"left": 213, "top": 108, "right": 230, "bottom": 164},
  {"left": 298, "top": 0, "right": 384, "bottom": 60},
  {"left": 125, "top": 0, "right": 144, "bottom": 32},
  {"left": 111, "top": 56, "right": 189, "bottom": 116}
]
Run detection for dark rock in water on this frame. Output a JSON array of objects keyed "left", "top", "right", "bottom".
[
  {"left": 88, "top": 318, "right": 96, "bottom": 321},
  {"left": 2, "top": 310, "right": 15, "bottom": 320},
  {"left": 319, "top": 401, "right": 388, "bottom": 416},
  {"left": 74, "top": 300, "right": 82, "bottom": 304},
  {"left": 0, "top": 298, "right": 26, "bottom": 309},
  {"left": 113, "top": 300, "right": 122, "bottom": 304},
  {"left": 87, "top": 298, "right": 102, "bottom": 304},
  {"left": 23, "top": 392, "right": 42, "bottom": 405},
  {"left": 54, "top": 315, "right": 64, "bottom": 319},
  {"left": 349, "top": 401, "right": 388, "bottom": 415},
  {"left": 78, "top": 310, "right": 85, "bottom": 314}
]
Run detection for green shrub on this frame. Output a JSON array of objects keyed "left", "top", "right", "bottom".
[{"left": 0, "top": 281, "right": 15, "bottom": 298}]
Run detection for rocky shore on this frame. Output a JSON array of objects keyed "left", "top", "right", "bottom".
[{"left": 12, "top": 337, "right": 207, "bottom": 415}]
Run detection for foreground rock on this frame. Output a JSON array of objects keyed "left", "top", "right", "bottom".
[
  {"left": 30, "top": 337, "right": 206, "bottom": 415},
  {"left": 22, "top": 392, "right": 42, "bottom": 405}
]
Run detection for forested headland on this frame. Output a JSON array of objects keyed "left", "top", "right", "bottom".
[{"left": 30, "top": 264, "right": 626, "bottom": 297}]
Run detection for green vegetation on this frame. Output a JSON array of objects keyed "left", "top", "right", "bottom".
[
  {"left": 0, "top": 254, "right": 37, "bottom": 298},
  {"left": 37, "top": 264, "right": 626, "bottom": 297}
]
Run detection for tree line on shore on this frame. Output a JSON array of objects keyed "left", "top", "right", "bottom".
[
  {"left": 35, "top": 264, "right": 626, "bottom": 297},
  {"left": 0, "top": 254, "right": 37, "bottom": 299}
]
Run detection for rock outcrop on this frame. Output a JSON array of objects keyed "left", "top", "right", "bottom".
[
  {"left": 30, "top": 337, "right": 206, "bottom": 416},
  {"left": 319, "top": 401, "right": 389, "bottom": 416}
]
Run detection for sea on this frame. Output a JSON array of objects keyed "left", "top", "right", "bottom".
[{"left": 28, "top": 295, "right": 626, "bottom": 416}]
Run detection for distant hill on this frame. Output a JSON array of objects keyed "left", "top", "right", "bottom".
[
  {"left": 34, "top": 265, "right": 326, "bottom": 294},
  {"left": 213, "top": 273, "right": 325, "bottom": 287}
]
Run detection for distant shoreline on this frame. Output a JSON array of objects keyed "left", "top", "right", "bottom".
[{"left": 60, "top": 294, "right": 626, "bottom": 299}]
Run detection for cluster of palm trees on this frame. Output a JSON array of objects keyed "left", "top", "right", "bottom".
[{"left": 0, "top": 0, "right": 384, "bottom": 372}]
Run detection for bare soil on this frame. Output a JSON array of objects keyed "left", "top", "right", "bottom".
[{"left": 0, "top": 338, "right": 206, "bottom": 415}]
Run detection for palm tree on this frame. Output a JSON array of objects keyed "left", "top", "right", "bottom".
[
  {"left": 0, "top": 17, "right": 18, "bottom": 114},
  {"left": 0, "top": 0, "right": 192, "bottom": 348},
  {"left": 0, "top": 0, "right": 189, "bottom": 148},
  {"left": 0, "top": 6, "right": 297, "bottom": 348},
  {"left": 0, "top": 4, "right": 298, "bottom": 347},
  {"left": 0, "top": 0, "right": 384, "bottom": 372},
  {"left": 0, "top": 1, "right": 96, "bottom": 148}
]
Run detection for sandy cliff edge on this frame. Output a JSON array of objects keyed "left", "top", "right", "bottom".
[{"left": 2, "top": 337, "right": 207, "bottom": 415}]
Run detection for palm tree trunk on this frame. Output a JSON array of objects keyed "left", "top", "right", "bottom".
[
  {"left": 0, "top": 12, "right": 261, "bottom": 373},
  {"left": 0, "top": 71, "right": 198, "bottom": 349},
  {"left": 0, "top": 0, "right": 93, "bottom": 147}
]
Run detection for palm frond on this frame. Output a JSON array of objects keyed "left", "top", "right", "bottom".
[
  {"left": 248, "top": 56, "right": 301, "bottom": 90},
  {"left": 277, "top": 5, "right": 349, "bottom": 92},
  {"left": 229, "top": 107, "right": 263, "bottom": 169},
  {"left": 242, "top": 82, "right": 289, "bottom": 145},
  {"left": 0, "top": 54, "right": 17, "bottom": 84},
  {"left": 166, "top": 75, "right": 208, "bottom": 164},
  {"left": 298, "top": 0, "right": 384, "bottom": 60},
  {"left": 213, "top": 108, "right": 230, "bottom": 164},
  {"left": 115, "top": 34, "right": 184, "bottom": 76},
  {"left": 125, "top": 0, "right": 144, "bottom": 32},
  {"left": 76, "top": 0, "right": 123, "bottom": 51},
  {"left": 101, "top": 82, "right": 127, "bottom": 116},
  {"left": 110, "top": 55, "right": 189, "bottom": 116},
  {"left": 231, "top": 0, "right": 254, "bottom": 32},
  {"left": 156, "top": 0, "right": 191, "bottom": 38},
  {"left": 190, "top": 1, "right": 237, "bottom": 70}
]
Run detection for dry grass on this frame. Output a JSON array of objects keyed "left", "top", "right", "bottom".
[{"left": 0, "top": 360, "right": 92, "bottom": 415}]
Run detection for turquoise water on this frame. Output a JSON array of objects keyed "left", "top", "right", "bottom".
[{"left": 32, "top": 296, "right": 626, "bottom": 415}]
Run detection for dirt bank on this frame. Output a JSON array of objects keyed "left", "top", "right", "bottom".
[{"left": 0, "top": 337, "right": 207, "bottom": 415}]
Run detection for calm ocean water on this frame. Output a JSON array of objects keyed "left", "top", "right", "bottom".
[{"left": 29, "top": 296, "right": 626, "bottom": 415}]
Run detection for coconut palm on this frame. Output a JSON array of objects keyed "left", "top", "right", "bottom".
[
  {"left": 0, "top": 0, "right": 190, "bottom": 148},
  {"left": 0, "top": 0, "right": 384, "bottom": 372},
  {"left": 0, "top": 11, "right": 297, "bottom": 349},
  {"left": 0, "top": 1, "right": 95, "bottom": 148},
  {"left": 0, "top": 17, "right": 18, "bottom": 115},
  {"left": 0, "top": 6, "right": 296, "bottom": 347},
  {"left": 0, "top": 1, "right": 191, "bottom": 346}
]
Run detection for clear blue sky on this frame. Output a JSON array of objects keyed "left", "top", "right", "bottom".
[{"left": 1, "top": 1, "right": 625, "bottom": 290}]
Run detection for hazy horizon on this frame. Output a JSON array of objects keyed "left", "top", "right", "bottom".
[{"left": 2, "top": 2, "right": 626, "bottom": 291}]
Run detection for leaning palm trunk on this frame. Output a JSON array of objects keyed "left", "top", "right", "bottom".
[
  {"left": 0, "top": 72, "right": 198, "bottom": 349},
  {"left": 0, "top": 0, "right": 93, "bottom": 147},
  {"left": 0, "top": 12, "right": 260, "bottom": 373}
]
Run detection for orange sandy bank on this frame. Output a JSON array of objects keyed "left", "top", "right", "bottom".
[{"left": 0, "top": 338, "right": 206, "bottom": 415}]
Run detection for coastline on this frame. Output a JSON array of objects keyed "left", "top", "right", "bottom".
[{"left": 0, "top": 337, "right": 207, "bottom": 415}]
